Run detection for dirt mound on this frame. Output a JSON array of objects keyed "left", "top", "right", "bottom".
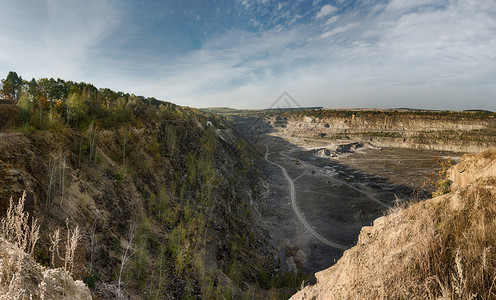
[
  {"left": 0, "top": 120, "right": 278, "bottom": 298},
  {"left": 291, "top": 148, "right": 496, "bottom": 299},
  {"left": 308, "top": 142, "right": 371, "bottom": 158}
]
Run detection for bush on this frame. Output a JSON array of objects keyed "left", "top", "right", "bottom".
[
  {"left": 429, "top": 157, "right": 453, "bottom": 197},
  {"left": 83, "top": 271, "right": 100, "bottom": 288}
]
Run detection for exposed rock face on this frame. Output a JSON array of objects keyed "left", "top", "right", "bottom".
[
  {"left": 0, "top": 104, "right": 20, "bottom": 130},
  {"left": 290, "top": 148, "right": 496, "bottom": 299},
  {"left": 0, "top": 238, "right": 92, "bottom": 300},
  {"left": 449, "top": 149, "right": 496, "bottom": 191},
  {"left": 263, "top": 113, "right": 496, "bottom": 152},
  {"left": 266, "top": 113, "right": 491, "bottom": 133}
]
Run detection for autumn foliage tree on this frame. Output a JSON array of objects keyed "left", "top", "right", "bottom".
[
  {"left": 1, "top": 71, "right": 23, "bottom": 101},
  {"left": 1, "top": 71, "right": 169, "bottom": 129}
]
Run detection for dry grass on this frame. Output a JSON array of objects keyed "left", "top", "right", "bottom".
[
  {"left": 0, "top": 193, "right": 84, "bottom": 299},
  {"left": 480, "top": 149, "right": 496, "bottom": 160},
  {"left": 0, "top": 249, "right": 26, "bottom": 300},
  {"left": 0, "top": 192, "right": 39, "bottom": 256},
  {"left": 0, "top": 192, "right": 37, "bottom": 299},
  {"left": 379, "top": 177, "right": 496, "bottom": 299},
  {"left": 297, "top": 176, "right": 496, "bottom": 300}
]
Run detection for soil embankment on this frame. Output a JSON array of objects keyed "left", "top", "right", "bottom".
[{"left": 0, "top": 105, "right": 277, "bottom": 299}]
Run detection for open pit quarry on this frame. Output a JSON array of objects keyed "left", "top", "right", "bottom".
[{"left": 234, "top": 110, "right": 496, "bottom": 299}]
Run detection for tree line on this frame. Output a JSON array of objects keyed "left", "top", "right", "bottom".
[{"left": 0, "top": 71, "right": 178, "bottom": 129}]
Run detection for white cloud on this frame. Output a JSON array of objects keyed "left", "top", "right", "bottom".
[
  {"left": 1, "top": 0, "right": 494, "bottom": 111},
  {"left": 385, "top": 0, "right": 442, "bottom": 13},
  {"left": 156, "top": 1, "right": 496, "bottom": 110},
  {"left": 320, "top": 23, "right": 358, "bottom": 39},
  {"left": 325, "top": 15, "right": 340, "bottom": 26},
  {"left": 316, "top": 4, "right": 337, "bottom": 19},
  {"left": 0, "top": 0, "right": 123, "bottom": 81},
  {"left": 238, "top": 0, "right": 250, "bottom": 10}
]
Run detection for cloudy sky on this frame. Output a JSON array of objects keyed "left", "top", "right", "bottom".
[{"left": 0, "top": 0, "right": 495, "bottom": 110}]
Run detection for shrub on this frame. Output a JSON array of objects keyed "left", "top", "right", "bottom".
[
  {"left": 83, "top": 271, "right": 100, "bottom": 288},
  {"left": 425, "top": 156, "right": 453, "bottom": 197}
]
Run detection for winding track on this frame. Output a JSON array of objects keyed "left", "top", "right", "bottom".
[
  {"left": 281, "top": 147, "right": 390, "bottom": 209},
  {"left": 264, "top": 145, "right": 349, "bottom": 251}
]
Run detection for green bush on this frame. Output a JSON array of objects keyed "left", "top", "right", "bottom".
[
  {"left": 432, "top": 157, "right": 453, "bottom": 197},
  {"left": 83, "top": 271, "right": 100, "bottom": 288}
]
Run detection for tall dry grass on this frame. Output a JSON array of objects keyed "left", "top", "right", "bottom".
[
  {"left": 0, "top": 193, "right": 82, "bottom": 299},
  {"left": 0, "top": 192, "right": 39, "bottom": 299},
  {"left": 1, "top": 192, "right": 39, "bottom": 255},
  {"left": 381, "top": 177, "right": 496, "bottom": 299},
  {"left": 0, "top": 249, "right": 25, "bottom": 300}
]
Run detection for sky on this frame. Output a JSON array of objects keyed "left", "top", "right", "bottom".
[{"left": 0, "top": 0, "right": 495, "bottom": 110}]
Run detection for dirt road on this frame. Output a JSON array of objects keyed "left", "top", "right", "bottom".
[{"left": 264, "top": 144, "right": 349, "bottom": 251}]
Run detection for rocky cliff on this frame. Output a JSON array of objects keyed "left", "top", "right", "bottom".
[
  {"left": 0, "top": 101, "right": 280, "bottom": 299},
  {"left": 264, "top": 110, "right": 496, "bottom": 152},
  {"left": 291, "top": 148, "right": 496, "bottom": 299}
]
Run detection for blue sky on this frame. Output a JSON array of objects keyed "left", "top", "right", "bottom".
[{"left": 0, "top": 0, "right": 495, "bottom": 110}]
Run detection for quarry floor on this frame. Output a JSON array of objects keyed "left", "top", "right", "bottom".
[{"left": 254, "top": 133, "right": 462, "bottom": 275}]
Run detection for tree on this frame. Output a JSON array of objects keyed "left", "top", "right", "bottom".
[
  {"left": 50, "top": 78, "right": 67, "bottom": 100},
  {"left": 1, "top": 71, "right": 23, "bottom": 101},
  {"left": 27, "top": 78, "right": 38, "bottom": 98},
  {"left": 112, "top": 97, "right": 132, "bottom": 124},
  {"left": 127, "top": 94, "right": 145, "bottom": 117},
  {"left": 66, "top": 92, "right": 89, "bottom": 124},
  {"left": 37, "top": 78, "right": 54, "bottom": 102},
  {"left": 17, "top": 89, "right": 34, "bottom": 124},
  {"left": 117, "top": 222, "right": 137, "bottom": 300}
]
